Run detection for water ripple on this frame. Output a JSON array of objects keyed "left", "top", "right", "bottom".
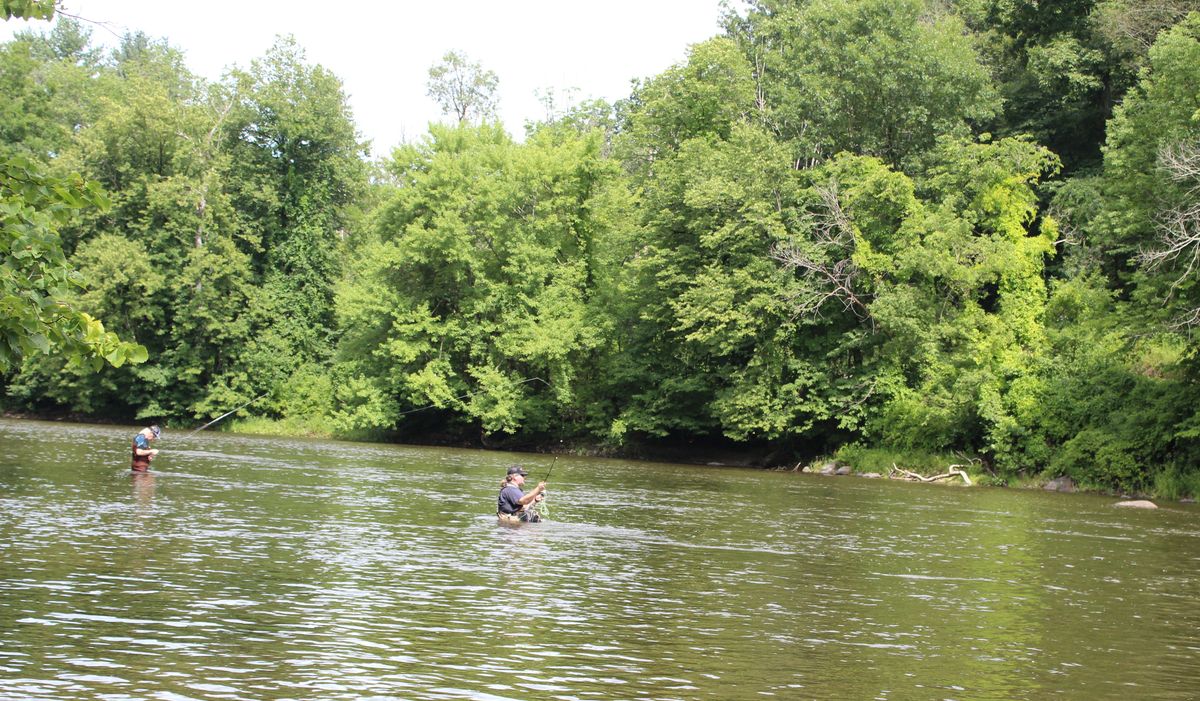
[{"left": 1, "top": 419, "right": 1198, "bottom": 700}]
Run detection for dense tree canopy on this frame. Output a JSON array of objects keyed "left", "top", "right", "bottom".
[{"left": 4, "top": 1, "right": 1200, "bottom": 497}]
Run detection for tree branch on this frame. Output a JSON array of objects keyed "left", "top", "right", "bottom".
[
  {"left": 1137, "top": 141, "right": 1200, "bottom": 326},
  {"left": 771, "top": 181, "right": 873, "bottom": 324}
]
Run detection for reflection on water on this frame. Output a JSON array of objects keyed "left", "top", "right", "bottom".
[
  {"left": 1, "top": 418, "right": 1198, "bottom": 700},
  {"left": 131, "top": 471, "right": 155, "bottom": 508}
]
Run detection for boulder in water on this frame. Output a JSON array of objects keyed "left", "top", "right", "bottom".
[
  {"left": 1114, "top": 500, "right": 1158, "bottom": 509},
  {"left": 1043, "top": 475, "right": 1076, "bottom": 493}
]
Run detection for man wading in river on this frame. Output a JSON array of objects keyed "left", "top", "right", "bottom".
[
  {"left": 130, "top": 424, "right": 161, "bottom": 472},
  {"left": 497, "top": 465, "right": 546, "bottom": 524}
]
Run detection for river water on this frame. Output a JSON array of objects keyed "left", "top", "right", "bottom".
[{"left": 0, "top": 418, "right": 1197, "bottom": 700}]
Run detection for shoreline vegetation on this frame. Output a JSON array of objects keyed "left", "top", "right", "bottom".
[
  {"left": 12, "top": 409, "right": 1194, "bottom": 503},
  {"left": 204, "top": 417, "right": 1200, "bottom": 502},
  {"left": 226, "top": 417, "right": 1200, "bottom": 502},
  {"left": 5, "top": 3, "right": 1200, "bottom": 503}
]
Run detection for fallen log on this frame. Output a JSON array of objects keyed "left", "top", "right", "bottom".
[{"left": 890, "top": 463, "right": 972, "bottom": 486}]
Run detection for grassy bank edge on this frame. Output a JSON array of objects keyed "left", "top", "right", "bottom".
[{"left": 824, "top": 445, "right": 1200, "bottom": 501}]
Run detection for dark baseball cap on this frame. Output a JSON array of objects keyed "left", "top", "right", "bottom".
[{"left": 506, "top": 465, "right": 528, "bottom": 476}]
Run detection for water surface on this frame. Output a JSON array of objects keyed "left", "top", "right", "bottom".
[{"left": 1, "top": 418, "right": 1197, "bottom": 700}]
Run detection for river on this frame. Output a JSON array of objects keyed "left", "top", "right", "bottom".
[{"left": 0, "top": 418, "right": 1197, "bottom": 700}]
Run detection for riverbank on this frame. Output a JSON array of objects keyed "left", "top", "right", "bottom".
[
  {"left": 796, "top": 444, "right": 1200, "bottom": 503},
  {"left": 225, "top": 415, "right": 1200, "bottom": 502},
  {"left": 7, "top": 410, "right": 1196, "bottom": 501}
]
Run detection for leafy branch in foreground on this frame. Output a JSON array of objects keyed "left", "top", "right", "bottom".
[
  {"left": 1, "top": 0, "right": 55, "bottom": 21},
  {"left": 0, "top": 156, "right": 147, "bottom": 372}
]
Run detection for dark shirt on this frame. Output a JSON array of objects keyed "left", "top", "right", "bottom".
[{"left": 497, "top": 485, "right": 525, "bottom": 514}]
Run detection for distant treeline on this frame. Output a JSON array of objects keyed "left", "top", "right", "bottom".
[{"left": 3, "top": 1, "right": 1200, "bottom": 495}]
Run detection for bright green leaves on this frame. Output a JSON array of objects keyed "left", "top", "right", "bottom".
[
  {"left": 617, "top": 38, "right": 756, "bottom": 166},
  {"left": 731, "top": 0, "right": 998, "bottom": 168},
  {"left": 762, "top": 136, "right": 1060, "bottom": 466},
  {"left": 877, "top": 137, "right": 1059, "bottom": 467},
  {"left": 0, "top": 156, "right": 146, "bottom": 372},
  {"left": 1, "top": 0, "right": 54, "bottom": 21},
  {"left": 336, "top": 123, "right": 619, "bottom": 438},
  {"left": 1103, "top": 14, "right": 1200, "bottom": 252}
]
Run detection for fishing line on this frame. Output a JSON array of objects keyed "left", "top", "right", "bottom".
[
  {"left": 532, "top": 455, "right": 557, "bottom": 521},
  {"left": 185, "top": 392, "right": 269, "bottom": 436}
]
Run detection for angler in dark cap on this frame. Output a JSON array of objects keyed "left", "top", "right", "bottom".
[
  {"left": 496, "top": 465, "right": 546, "bottom": 524},
  {"left": 130, "top": 424, "right": 161, "bottom": 472}
]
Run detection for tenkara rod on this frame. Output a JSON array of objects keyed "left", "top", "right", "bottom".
[
  {"left": 543, "top": 455, "right": 557, "bottom": 483},
  {"left": 396, "top": 377, "right": 550, "bottom": 416},
  {"left": 186, "top": 392, "right": 269, "bottom": 436}
]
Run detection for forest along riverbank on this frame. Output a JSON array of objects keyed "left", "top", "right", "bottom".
[{"left": 4, "top": 7, "right": 1200, "bottom": 506}]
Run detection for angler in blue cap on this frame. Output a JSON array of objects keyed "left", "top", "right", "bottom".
[
  {"left": 130, "top": 424, "right": 161, "bottom": 472},
  {"left": 497, "top": 465, "right": 546, "bottom": 524}
]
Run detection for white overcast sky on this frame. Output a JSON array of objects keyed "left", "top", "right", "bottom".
[{"left": 2, "top": 0, "right": 732, "bottom": 156}]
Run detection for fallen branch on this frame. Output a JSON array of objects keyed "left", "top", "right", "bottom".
[{"left": 890, "top": 463, "right": 972, "bottom": 486}]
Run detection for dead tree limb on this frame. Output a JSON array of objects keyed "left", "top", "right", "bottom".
[
  {"left": 889, "top": 463, "right": 972, "bottom": 486},
  {"left": 771, "top": 181, "right": 873, "bottom": 324}
]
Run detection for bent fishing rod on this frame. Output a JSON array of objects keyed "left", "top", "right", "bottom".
[{"left": 185, "top": 392, "right": 269, "bottom": 437}]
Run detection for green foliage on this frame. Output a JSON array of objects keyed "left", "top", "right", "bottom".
[
  {"left": 729, "top": 0, "right": 999, "bottom": 168},
  {"left": 1101, "top": 14, "right": 1200, "bottom": 251},
  {"left": 961, "top": 0, "right": 1146, "bottom": 170},
  {"left": 335, "top": 122, "right": 618, "bottom": 439},
  {"left": 754, "top": 136, "right": 1061, "bottom": 472},
  {"left": 834, "top": 444, "right": 969, "bottom": 475},
  {"left": 1052, "top": 427, "right": 1142, "bottom": 492},
  {"left": 616, "top": 38, "right": 756, "bottom": 168},
  {"left": 1, "top": 0, "right": 55, "bottom": 21},
  {"left": 0, "top": 156, "right": 146, "bottom": 373},
  {"left": 426, "top": 50, "right": 499, "bottom": 124},
  {"left": 0, "top": 28, "right": 363, "bottom": 426},
  {"left": 5, "top": 7, "right": 1200, "bottom": 496},
  {"left": 1153, "top": 467, "right": 1200, "bottom": 501},
  {"left": 225, "top": 362, "right": 336, "bottom": 437}
]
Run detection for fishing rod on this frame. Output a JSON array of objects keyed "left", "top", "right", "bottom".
[
  {"left": 186, "top": 392, "right": 269, "bottom": 436},
  {"left": 530, "top": 455, "right": 557, "bottom": 521}
]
